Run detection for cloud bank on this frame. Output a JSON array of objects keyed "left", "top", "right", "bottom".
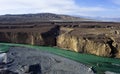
[
  {"left": 0, "top": 0, "right": 120, "bottom": 17},
  {"left": 0, "top": 0, "right": 106, "bottom": 16}
]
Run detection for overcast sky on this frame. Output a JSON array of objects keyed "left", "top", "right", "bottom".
[{"left": 0, "top": 0, "right": 120, "bottom": 17}]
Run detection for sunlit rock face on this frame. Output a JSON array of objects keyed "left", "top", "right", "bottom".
[
  {"left": 57, "top": 33, "right": 112, "bottom": 57},
  {"left": 57, "top": 27, "right": 120, "bottom": 58},
  {"left": 0, "top": 24, "right": 120, "bottom": 58},
  {"left": 115, "top": 45, "right": 120, "bottom": 58}
]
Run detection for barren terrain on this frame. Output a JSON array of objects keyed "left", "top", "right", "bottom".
[{"left": 0, "top": 13, "right": 120, "bottom": 73}]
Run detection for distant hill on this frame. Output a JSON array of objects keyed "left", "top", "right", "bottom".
[{"left": 0, "top": 13, "right": 92, "bottom": 23}]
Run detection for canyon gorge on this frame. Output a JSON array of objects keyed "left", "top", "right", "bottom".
[{"left": 0, "top": 21, "right": 120, "bottom": 58}]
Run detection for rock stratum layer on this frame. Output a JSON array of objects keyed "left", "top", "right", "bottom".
[
  {"left": 0, "top": 21, "right": 120, "bottom": 58},
  {"left": 0, "top": 25, "right": 59, "bottom": 46},
  {"left": 57, "top": 26, "right": 120, "bottom": 58}
]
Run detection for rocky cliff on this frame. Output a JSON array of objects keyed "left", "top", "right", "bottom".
[
  {"left": 0, "top": 24, "right": 120, "bottom": 58},
  {"left": 57, "top": 27, "right": 120, "bottom": 58},
  {"left": 0, "top": 25, "right": 60, "bottom": 46}
]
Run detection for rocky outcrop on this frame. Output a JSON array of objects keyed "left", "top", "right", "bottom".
[
  {"left": 0, "top": 26, "right": 60, "bottom": 46},
  {"left": 57, "top": 33, "right": 120, "bottom": 58},
  {"left": 18, "top": 64, "right": 41, "bottom": 74},
  {"left": 0, "top": 25, "right": 120, "bottom": 58},
  {"left": 0, "top": 32, "right": 45, "bottom": 45},
  {"left": 114, "top": 44, "right": 120, "bottom": 58}
]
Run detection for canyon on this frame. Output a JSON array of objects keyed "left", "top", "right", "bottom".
[
  {"left": 0, "top": 13, "right": 120, "bottom": 59},
  {"left": 0, "top": 21, "right": 120, "bottom": 58}
]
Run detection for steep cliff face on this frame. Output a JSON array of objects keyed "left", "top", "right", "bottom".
[
  {"left": 0, "top": 25, "right": 120, "bottom": 58},
  {"left": 0, "top": 26, "right": 60, "bottom": 46},
  {"left": 0, "top": 32, "right": 49, "bottom": 45},
  {"left": 114, "top": 44, "right": 120, "bottom": 58},
  {"left": 57, "top": 32, "right": 120, "bottom": 58}
]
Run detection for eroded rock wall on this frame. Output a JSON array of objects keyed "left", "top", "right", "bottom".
[
  {"left": 0, "top": 32, "right": 47, "bottom": 45},
  {"left": 0, "top": 26, "right": 60, "bottom": 46},
  {"left": 0, "top": 25, "right": 120, "bottom": 58},
  {"left": 57, "top": 31, "right": 120, "bottom": 58}
]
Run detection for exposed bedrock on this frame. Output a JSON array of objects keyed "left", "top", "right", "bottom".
[
  {"left": 0, "top": 26, "right": 60, "bottom": 46},
  {"left": 0, "top": 26, "right": 120, "bottom": 58},
  {"left": 57, "top": 32, "right": 120, "bottom": 58}
]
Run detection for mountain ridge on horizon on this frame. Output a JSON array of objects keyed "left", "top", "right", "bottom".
[
  {"left": 0, "top": 13, "right": 95, "bottom": 23},
  {"left": 0, "top": 13, "right": 119, "bottom": 23}
]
